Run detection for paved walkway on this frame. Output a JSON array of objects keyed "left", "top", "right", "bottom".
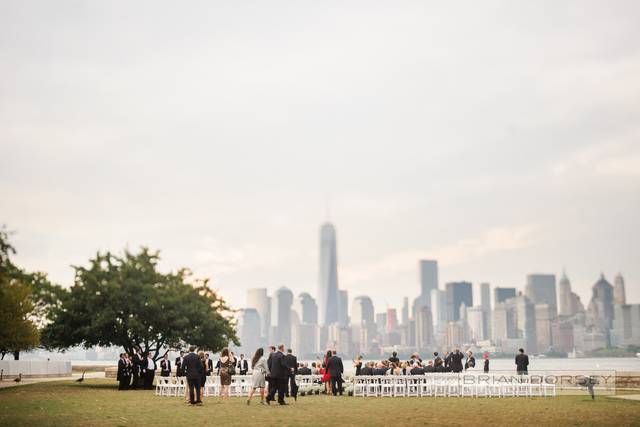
[
  {"left": 609, "top": 394, "right": 640, "bottom": 401},
  {"left": 0, "top": 371, "right": 105, "bottom": 389}
]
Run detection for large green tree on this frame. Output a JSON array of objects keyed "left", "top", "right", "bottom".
[
  {"left": 0, "top": 226, "right": 52, "bottom": 359},
  {"left": 42, "top": 248, "right": 238, "bottom": 359}
]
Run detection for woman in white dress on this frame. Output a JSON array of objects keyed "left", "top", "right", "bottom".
[{"left": 247, "top": 347, "right": 268, "bottom": 405}]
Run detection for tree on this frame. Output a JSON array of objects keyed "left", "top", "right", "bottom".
[
  {"left": 0, "top": 226, "right": 62, "bottom": 359},
  {"left": 42, "top": 248, "right": 238, "bottom": 360}
]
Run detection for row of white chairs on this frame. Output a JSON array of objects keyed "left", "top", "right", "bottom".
[{"left": 350, "top": 375, "right": 556, "bottom": 398}]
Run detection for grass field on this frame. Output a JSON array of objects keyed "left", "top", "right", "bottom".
[{"left": 1, "top": 379, "right": 640, "bottom": 427}]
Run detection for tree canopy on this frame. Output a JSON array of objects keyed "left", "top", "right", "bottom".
[{"left": 42, "top": 247, "right": 238, "bottom": 359}]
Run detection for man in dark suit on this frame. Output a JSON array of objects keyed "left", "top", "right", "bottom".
[
  {"left": 515, "top": 348, "right": 529, "bottom": 375},
  {"left": 160, "top": 354, "right": 172, "bottom": 377},
  {"left": 204, "top": 353, "right": 213, "bottom": 376},
  {"left": 117, "top": 353, "right": 130, "bottom": 390},
  {"left": 284, "top": 349, "right": 298, "bottom": 400},
  {"left": 266, "top": 344, "right": 288, "bottom": 405},
  {"left": 410, "top": 363, "right": 425, "bottom": 375},
  {"left": 443, "top": 351, "right": 451, "bottom": 372},
  {"left": 298, "top": 363, "right": 311, "bottom": 375},
  {"left": 388, "top": 351, "right": 400, "bottom": 364},
  {"left": 266, "top": 346, "right": 276, "bottom": 401},
  {"left": 326, "top": 350, "right": 344, "bottom": 396},
  {"left": 183, "top": 345, "right": 204, "bottom": 405},
  {"left": 131, "top": 350, "right": 142, "bottom": 389},
  {"left": 175, "top": 351, "right": 185, "bottom": 377},
  {"left": 238, "top": 354, "right": 249, "bottom": 375},
  {"left": 450, "top": 349, "right": 464, "bottom": 373}
]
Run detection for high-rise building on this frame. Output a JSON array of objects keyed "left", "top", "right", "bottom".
[
  {"left": 430, "top": 289, "right": 447, "bottom": 332},
  {"left": 386, "top": 308, "right": 398, "bottom": 334},
  {"left": 351, "top": 296, "right": 375, "bottom": 326},
  {"left": 416, "top": 305, "right": 434, "bottom": 349},
  {"left": 401, "top": 297, "right": 409, "bottom": 326},
  {"left": 418, "top": 259, "right": 438, "bottom": 309},
  {"left": 525, "top": 274, "right": 558, "bottom": 316},
  {"left": 558, "top": 270, "right": 572, "bottom": 316},
  {"left": 376, "top": 312, "right": 387, "bottom": 336},
  {"left": 494, "top": 287, "right": 516, "bottom": 305},
  {"left": 614, "top": 273, "right": 627, "bottom": 305},
  {"left": 272, "top": 287, "right": 293, "bottom": 345},
  {"left": 237, "top": 308, "right": 261, "bottom": 355},
  {"left": 338, "top": 289, "right": 349, "bottom": 327},
  {"left": 445, "top": 281, "right": 473, "bottom": 322},
  {"left": 535, "top": 303, "right": 553, "bottom": 352},
  {"left": 294, "top": 292, "right": 318, "bottom": 325},
  {"left": 318, "top": 222, "right": 339, "bottom": 326},
  {"left": 466, "top": 306, "right": 486, "bottom": 342},
  {"left": 586, "top": 274, "right": 614, "bottom": 345},
  {"left": 514, "top": 294, "right": 537, "bottom": 353},
  {"left": 476, "top": 282, "right": 491, "bottom": 311},
  {"left": 247, "top": 288, "right": 271, "bottom": 344},
  {"left": 611, "top": 304, "right": 640, "bottom": 347},
  {"left": 492, "top": 301, "right": 517, "bottom": 344}
]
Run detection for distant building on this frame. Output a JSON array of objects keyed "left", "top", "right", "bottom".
[
  {"left": 494, "top": 287, "right": 516, "bottom": 306},
  {"left": 614, "top": 273, "right": 627, "bottom": 305},
  {"left": 535, "top": 303, "right": 553, "bottom": 352},
  {"left": 237, "top": 308, "right": 261, "bottom": 355},
  {"left": 514, "top": 294, "right": 537, "bottom": 353},
  {"left": 466, "top": 306, "right": 487, "bottom": 342},
  {"left": 525, "top": 274, "right": 557, "bottom": 317},
  {"left": 351, "top": 295, "right": 376, "bottom": 352},
  {"left": 418, "top": 259, "right": 438, "bottom": 309},
  {"left": 272, "top": 287, "right": 293, "bottom": 345},
  {"left": 446, "top": 281, "right": 473, "bottom": 322},
  {"left": 586, "top": 274, "right": 615, "bottom": 346},
  {"left": 416, "top": 306, "right": 434, "bottom": 349},
  {"left": 294, "top": 292, "right": 318, "bottom": 325},
  {"left": 386, "top": 308, "right": 399, "bottom": 334},
  {"left": 431, "top": 289, "right": 447, "bottom": 333},
  {"left": 247, "top": 288, "right": 271, "bottom": 344},
  {"left": 611, "top": 304, "right": 640, "bottom": 347},
  {"left": 338, "top": 289, "right": 349, "bottom": 327},
  {"left": 318, "top": 223, "right": 339, "bottom": 326},
  {"left": 401, "top": 297, "right": 409, "bottom": 326},
  {"left": 557, "top": 270, "right": 572, "bottom": 316}
]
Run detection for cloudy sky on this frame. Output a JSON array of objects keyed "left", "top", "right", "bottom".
[{"left": 1, "top": 1, "right": 639, "bottom": 314}]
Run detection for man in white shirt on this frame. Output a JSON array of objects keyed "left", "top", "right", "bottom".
[{"left": 143, "top": 353, "right": 156, "bottom": 389}]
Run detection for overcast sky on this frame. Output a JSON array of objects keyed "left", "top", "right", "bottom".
[{"left": 1, "top": 1, "right": 639, "bottom": 314}]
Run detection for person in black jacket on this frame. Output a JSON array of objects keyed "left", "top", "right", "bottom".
[
  {"left": 160, "top": 354, "right": 172, "bottom": 377},
  {"left": 238, "top": 354, "right": 249, "bottom": 375},
  {"left": 131, "top": 350, "right": 142, "bottom": 389},
  {"left": 443, "top": 351, "right": 451, "bottom": 372},
  {"left": 266, "top": 344, "right": 288, "bottom": 405},
  {"left": 388, "top": 351, "right": 400, "bottom": 364},
  {"left": 117, "top": 353, "right": 130, "bottom": 390},
  {"left": 183, "top": 345, "right": 204, "bottom": 405},
  {"left": 175, "top": 351, "right": 185, "bottom": 377},
  {"left": 515, "top": 348, "right": 529, "bottom": 375},
  {"left": 326, "top": 350, "right": 344, "bottom": 396},
  {"left": 284, "top": 349, "right": 298, "bottom": 400},
  {"left": 450, "top": 349, "right": 464, "bottom": 373}
]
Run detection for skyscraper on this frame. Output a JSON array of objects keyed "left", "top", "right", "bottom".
[
  {"left": 272, "top": 287, "right": 293, "bottom": 345},
  {"left": 445, "top": 281, "right": 473, "bottom": 322},
  {"left": 614, "top": 273, "right": 626, "bottom": 305},
  {"left": 514, "top": 294, "right": 537, "bottom": 353},
  {"left": 247, "top": 288, "right": 271, "bottom": 344},
  {"left": 294, "top": 292, "right": 318, "bottom": 325},
  {"left": 525, "top": 274, "right": 558, "bottom": 316},
  {"left": 430, "top": 288, "right": 447, "bottom": 332},
  {"left": 318, "top": 222, "right": 339, "bottom": 326},
  {"left": 557, "top": 270, "right": 572, "bottom": 316},
  {"left": 494, "top": 287, "right": 516, "bottom": 305},
  {"left": 401, "top": 296, "right": 409, "bottom": 326},
  {"left": 476, "top": 282, "right": 491, "bottom": 311},
  {"left": 466, "top": 306, "right": 486, "bottom": 342},
  {"left": 338, "top": 289, "right": 349, "bottom": 327},
  {"left": 586, "top": 274, "right": 614, "bottom": 344},
  {"left": 416, "top": 306, "right": 434, "bottom": 349},
  {"left": 237, "top": 308, "right": 261, "bottom": 354},
  {"left": 418, "top": 259, "right": 438, "bottom": 309},
  {"left": 351, "top": 296, "right": 375, "bottom": 326}
]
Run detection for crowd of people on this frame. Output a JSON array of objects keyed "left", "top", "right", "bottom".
[{"left": 116, "top": 345, "right": 530, "bottom": 406}]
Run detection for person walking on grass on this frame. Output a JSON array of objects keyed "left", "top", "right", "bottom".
[
  {"left": 183, "top": 345, "right": 204, "bottom": 406},
  {"left": 247, "top": 348, "right": 268, "bottom": 405}
]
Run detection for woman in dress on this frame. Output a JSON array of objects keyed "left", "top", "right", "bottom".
[
  {"left": 321, "top": 350, "right": 332, "bottom": 394},
  {"left": 218, "top": 348, "right": 233, "bottom": 400},
  {"left": 353, "top": 355, "right": 363, "bottom": 376},
  {"left": 198, "top": 351, "right": 207, "bottom": 397},
  {"left": 246, "top": 348, "right": 268, "bottom": 405}
]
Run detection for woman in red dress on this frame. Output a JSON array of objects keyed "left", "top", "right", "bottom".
[{"left": 321, "top": 350, "right": 332, "bottom": 394}]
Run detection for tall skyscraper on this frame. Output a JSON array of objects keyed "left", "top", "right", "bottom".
[
  {"left": 525, "top": 274, "right": 558, "bottom": 316},
  {"left": 535, "top": 303, "right": 553, "bottom": 352},
  {"left": 294, "top": 292, "right": 318, "bottom": 325},
  {"left": 418, "top": 259, "right": 438, "bottom": 309},
  {"left": 614, "top": 273, "right": 626, "bottom": 305},
  {"left": 466, "top": 306, "right": 486, "bottom": 342},
  {"left": 514, "top": 294, "right": 537, "bottom": 353},
  {"left": 237, "top": 308, "right": 261, "bottom": 354},
  {"left": 494, "top": 287, "right": 516, "bottom": 305},
  {"left": 272, "top": 287, "right": 293, "bottom": 345},
  {"left": 318, "top": 222, "right": 339, "bottom": 326},
  {"left": 351, "top": 296, "right": 375, "bottom": 326},
  {"left": 338, "top": 289, "right": 349, "bottom": 327},
  {"left": 416, "top": 306, "right": 434, "bottom": 349},
  {"left": 611, "top": 304, "right": 640, "bottom": 347},
  {"left": 476, "top": 282, "right": 491, "bottom": 311},
  {"left": 247, "top": 288, "right": 271, "bottom": 344},
  {"left": 401, "top": 296, "right": 409, "bottom": 326},
  {"left": 430, "top": 288, "right": 447, "bottom": 332},
  {"left": 445, "top": 281, "right": 473, "bottom": 322},
  {"left": 586, "top": 274, "right": 614, "bottom": 344},
  {"left": 557, "top": 270, "right": 572, "bottom": 316},
  {"left": 386, "top": 308, "right": 399, "bottom": 334}
]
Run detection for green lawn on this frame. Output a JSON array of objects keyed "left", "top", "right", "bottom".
[{"left": 1, "top": 379, "right": 639, "bottom": 427}]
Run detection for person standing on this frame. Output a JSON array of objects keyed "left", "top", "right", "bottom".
[
  {"left": 450, "top": 349, "right": 464, "bottom": 373},
  {"left": 199, "top": 352, "right": 207, "bottom": 398},
  {"left": 160, "top": 354, "right": 172, "bottom": 377},
  {"left": 218, "top": 348, "right": 233, "bottom": 400},
  {"left": 117, "top": 353, "right": 129, "bottom": 390},
  {"left": 143, "top": 353, "right": 156, "bottom": 389},
  {"left": 247, "top": 348, "right": 268, "bottom": 405},
  {"left": 204, "top": 353, "right": 213, "bottom": 376},
  {"left": 353, "top": 356, "right": 363, "bottom": 376},
  {"left": 443, "top": 351, "right": 451, "bottom": 372},
  {"left": 515, "top": 348, "right": 529, "bottom": 375},
  {"left": 131, "top": 350, "right": 142, "bottom": 389},
  {"left": 326, "top": 350, "right": 344, "bottom": 396},
  {"left": 266, "top": 344, "right": 288, "bottom": 405},
  {"left": 175, "top": 351, "right": 185, "bottom": 377},
  {"left": 464, "top": 351, "right": 476, "bottom": 371},
  {"left": 183, "top": 345, "right": 204, "bottom": 405},
  {"left": 483, "top": 352, "right": 490, "bottom": 373},
  {"left": 284, "top": 348, "right": 298, "bottom": 400},
  {"left": 388, "top": 351, "right": 400, "bottom": 364},
  {"left": 265, "top": 346, "right": 276, "bottom": 402},
  {"left": 238, "top": 354, "right": 249, "bottom": 375}
]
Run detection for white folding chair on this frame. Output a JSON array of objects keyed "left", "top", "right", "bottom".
[
  {"left": 392, "top": 376, "right": 407, "bottom": 397},
  {"left": 380, "top": 377, "right": 394, "bottom": 397},
  {"left": 366, "top": 377, "right": 380, "bottom": 397}
]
